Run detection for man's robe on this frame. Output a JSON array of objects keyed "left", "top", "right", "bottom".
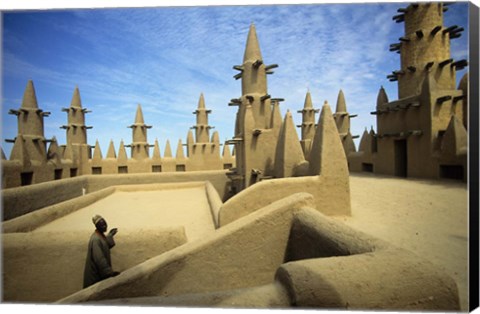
[{"left": 83, "top": 230, "right": 116, "bottom": 288}]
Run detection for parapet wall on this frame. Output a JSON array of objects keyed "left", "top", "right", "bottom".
[
  {"left": 57, "top": 193, "right": 460, "bottom": 311},
  {"left": 2, "top": 170, "right": 231, "bottom": 221},
  {"left": 57, "top": 193, "right": 316, "bottom": 303},
  {"left": 218, "top": 174, "right": 350, "bottom": 226},
  {"left": 2, "top": 176, "right": 88, "bottom": 220},
  {"left": 3, "top": 185, "right": 115, "bottom": 233},
  {"left": 2, "top": 228, "right": 187, "bottom": 303}
]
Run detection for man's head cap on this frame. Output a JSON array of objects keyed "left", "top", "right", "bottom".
[{"left": 92, "top": 214, "right": 103, "bottom": 225}]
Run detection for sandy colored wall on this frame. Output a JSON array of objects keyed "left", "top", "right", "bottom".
[
  {"left": 3, "top": 181, "right": 219, "bottom": 233},
  {"left": 277, "top": 250, "right": 460, "bottom": 310},
  {"left": 57, "top": 193, "right": 315, "bottom": 303},
  {"left": 57, "top": 194, "right": 459, "bottom": 311},
  {"left": 275, "top": 207, "right": 460, "bottom": 311},
  {"left": 2, "top": 186, "right": 115, "bottom": 233},
  {"left": 2, "top": 228, "right": 187, "bottom": 303},
  {"left": 205, "top": 181, "right": 223, "bottom": 228},
  {"left": 85, "top": 170, "right": 230, "bottom": 200},
  {"left": 218, "top": 175, "right": 350, "bottom": 226},
  {"left": 2, "top": 176, "right": 88, "bottom": 221},
  {"left": 2, "top": 170, "right": 230, "bottom": 221}
]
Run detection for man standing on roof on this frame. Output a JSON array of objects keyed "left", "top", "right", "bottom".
[{"left": 83, "top": 214, "right": 120, "bottom": 288}]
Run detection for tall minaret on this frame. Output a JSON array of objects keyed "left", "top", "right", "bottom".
[
  {"left": 334, "top": 89, "right": 349, "bottom": 136},
  {"left": 7, "top": 80, "right": 50, "bottom": 162},
  {"left": 192, "top": 93, "right": 213, "bottom": 143},
  {"left": 128, "top": 104, "right": 151, "bottom": 160},
  {"left": 389, "top": 3, "right": 465, "bottom": 99},
  {"left": 61, "top": 86, "right": 91, "bottom": 146},
  {"left": 333, "top": 89, "right": 358, "bottom": 155},
  {"left": 236, "top": 23, "right": 278, "bottom": 130},
  {"left": 374, "top": 85, "right": 389, "bottom": 137},
  {"left": 297, "top": 91, "right": 319, "bottom": 158},
  {"left": 228, "top": 23, "right": 281, "bottom": 190}
]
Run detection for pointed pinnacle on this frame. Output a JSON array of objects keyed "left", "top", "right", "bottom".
[
  {"left": 376, "top": 86, "right": 389, "bottom": 107},
  {"left": 21, "top": 80, "right": 39, "bottom": 109},
  {"left": 135, "top": 104, "right": 145, "bottom": 124},
  {"left": 335, "top": 89, "right": 347, "bottom": 113},
  {"left": 70, "top": 86, "right": 82, "bottom": 108},
  {"left": 243, "top": 23, "right": 263, "bottom": 63},
  {"left": 304, "top": 91, "right": 313, "bottom": 109},
  {"left": 198, "top": 93, "right": 206, "bottom": 109}
]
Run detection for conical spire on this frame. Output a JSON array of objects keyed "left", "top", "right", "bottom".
[
  {"left": 70, "top": 86, "right": 82, "bottom": 108},
  {"left": 243, "top": 23, "right": 263, "bottom": 63},
  {"left": 9, "top": 135, "right": 31, "bottom": 166},
  {"left": 198, "top": 93, "right": 206, "bottom": 109},
  {"left": 358, "top": 128, "right": 371, "bottom": 153},
  {"left": 376, "top": 86, "right": 389, "bottom": 108},
  {"left": 65, "top": 86, "right": 88, "bottom": 145},
  {"left": 106, "top": 140, "right": 116, "bottom": 158},
  {"left": 117, "top": 140, "right": 128, "bottom": 163},
  {"left": 21, "top": 80, "right": 39, "bottom": 109},
  {"left": 335, "top": 89, "right": 347, "bottom": 113},
  {"left": 92, "top": 140, "right": 103, "bottom": 161},
  {"left": 152, "top": 139, "right": 161, "bottom": 159},
  {"left": 130, "top": 103, "right": 150, "bottom": 159},
  {"left": 308, "top": 101, "right": 348, "bottom": 177},
  {"left": 193, "top": 93, "right": 211, "bottom": 143},
  {"left": 334, "top": 90, "right": 350, "bottom": 136},
  {"left": 211, "top": 131, "right": 220, "bottom": 145},
  {"left": 16, "top": 79, "right": 48, "bottom": 139},
  {"left": 300, "top": 91, "right": 318, "bottom": 143},
  {"left": 176, "top": 139, "right": 185, "bottom": 159},
  {"left": 274, "top": 110, "right": 306, "bottom": 178},
  {"left": 134, "top": 104, "right": 145, "bottom": 124},
  {"left": 164, "top": 140, "right": 173, "bottom": 158},
  {"left": 1, "top": 147, "right": 6, "bottom": 160},
  {"left": 304, "top": 91, "right": 313, "bottom": 109}
]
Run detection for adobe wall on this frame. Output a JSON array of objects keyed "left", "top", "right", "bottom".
[
  {"left": 2, "top": 228, "right": 187, "bottom": 303},
  {"left": 2, "top": 176, "right": 88, "bottom": 221},
  {"left": 277, "top": 248, "right": 459, "bottom": 310},
  {"left": 3, "top": 186, "right": 115, "bottom": 233},
  {"left": 2, "top": 170, "right": 230, "bottom": 221},
  {"left": 275, "top": 207, "right": 459, "bottom": 310},
  {"left": 205, "top": 181, "right": 223, "bottom": 228},
  {"left": 218, "top": 174, "right": 350, "bottom": 226},
  {"left": 85, "top": 170, "right": 229, "bottom": 198},
  {"left": 57, "top": 193, "right": 316, "bottom": 303},
  {"left": 57, "top": 193, "right": 459, "bottom": 311}
]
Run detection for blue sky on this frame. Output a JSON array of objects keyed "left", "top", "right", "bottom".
[{"left": 1, "top": 1, "right": 469, "bottom": 158}]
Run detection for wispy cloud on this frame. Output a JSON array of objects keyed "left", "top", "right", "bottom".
[{"left": 1, "top": 2, "right": 470, "bottom": 157}]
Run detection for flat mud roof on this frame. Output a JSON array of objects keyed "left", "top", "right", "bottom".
[{"left": 34, "top": 186, "right": 215, "bottom": 241}]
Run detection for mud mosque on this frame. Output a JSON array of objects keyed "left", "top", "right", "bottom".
[{"left": 1, "top": 2, "right": 471, "bottom": 311}]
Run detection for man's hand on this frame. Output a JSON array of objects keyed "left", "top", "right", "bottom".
[{"left": 108, "top": 228, "right": 118, "bottom": 237}]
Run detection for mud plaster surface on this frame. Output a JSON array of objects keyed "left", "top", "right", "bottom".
[
  {"left": 35, "top": 186, "right": 215, "bottom": 242},
  {"left": 339, "top": 173, "right": 469, "bottom": 311},
  {"left": 6, "top": 175, "right": 469, "bottom": 309}
]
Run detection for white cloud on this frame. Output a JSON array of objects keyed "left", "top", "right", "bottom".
[{"left": 1, "top": 2, "right": 469, "bottom": 156}]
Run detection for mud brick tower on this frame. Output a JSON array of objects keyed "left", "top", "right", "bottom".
[{"left": 352, "top": 2, "right": 468, "bottom": 180}]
